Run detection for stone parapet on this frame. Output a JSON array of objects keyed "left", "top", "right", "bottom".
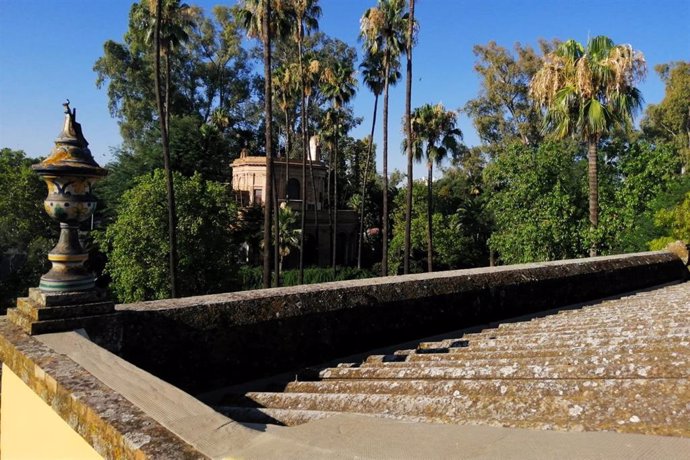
[
  {"left": 0, "top": 319, "right": 205, "bottom": 459},
  {"left": 115, "top": 251, "right": 687, "bottom": 394}
]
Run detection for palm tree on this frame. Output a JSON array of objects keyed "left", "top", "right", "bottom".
[
  {"left": 148, "top": 0, "right": 193, "bottom": 298},
  {"left": 301, "top": 57, "right": 322, "bottom": 266},
  {"left": 321, "top": 61, "right": 357, "bottom": 272},
  {"left": 238, "top": 0, "right": 294, "bottom": 287},
  {"left": 357, "top": 50, "right": 400, "bottom": 268},
  {"left": 410, "top": 103, "right": 463, "bottom": 272},
  {"left": 360, "top": 0, "right": 407, "bottom": 276},
  {"left": 143, "top": 0, "right": 194, "bottom": 133},
  {"left": 273, "top": 64, "right": 299, "bottom": 165},
  {"left": 403, "top": 0, "right": 415, "bottom": 275},
  {"left": 530, "top": 36, "right": 646, "bottom": 256},
  {"left": 289, "top": 0, "right": 321, "bottom": 284},
  {"left": 276, "top": 203, "right": 302, "bottom": 274}
]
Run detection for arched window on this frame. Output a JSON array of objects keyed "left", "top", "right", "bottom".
[{"left": 287, "top": 178, "right": 300, "bottom": 200}]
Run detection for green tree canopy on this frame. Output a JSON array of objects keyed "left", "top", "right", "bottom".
[
  {"left": 649, "top": 191, "right": 690, "bottom": 249},
  {"left": 641, "top": 61, "right": 690, "bottom": 168},
  {"left": 597, "top": 140, "right": 683, "bottom": 253},
  {"left": 95, "top": 170, "right": 239, "bottom": 302},
  {"left": 388, "top": 180, "right": 481, "bottom": 274},
  {"left": 464, "top": 41, "right": 555, "bottom": 154},
  {"left": 484, "top": 140, "right": 589, "bottom": 263},
  {"left": 0, "top": 149, "right": 57, "bottom": 309}
]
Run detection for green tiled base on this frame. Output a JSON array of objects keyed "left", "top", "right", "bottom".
[{"left": 39, "top": 277, "right": 95, "bottom": 292}]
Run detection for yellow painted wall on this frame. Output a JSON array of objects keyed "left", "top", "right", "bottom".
[{"left": 1, "top": 364, "right": 102, "bottom": 460}]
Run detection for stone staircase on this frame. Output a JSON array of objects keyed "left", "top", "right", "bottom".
[{"left": 214, "top": 282, "right": 690, "bottom": 437}]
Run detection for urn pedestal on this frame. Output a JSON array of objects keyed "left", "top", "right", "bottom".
[{"left": 8, "top": 102, "right": 115, "bottom": 335}]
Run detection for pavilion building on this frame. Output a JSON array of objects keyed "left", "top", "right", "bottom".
[{"left": 231, "top": 138, "right": 358, "bottom": 268}]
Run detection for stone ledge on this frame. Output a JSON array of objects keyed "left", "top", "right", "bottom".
[
  {"left": 7, "top": 287, "right": 116, "bottom": 338},
  {"left": 16, "top": 297, "right": 115, "bottom": 321},
  {"left": 115, "top": 251, "right": 688, "bottom": 393},
  {"left": 0, "top": 319, "right": 206, "bottom": 460},
  {"left": 28, "top": 288, "right": 108, "bottom": 307}
]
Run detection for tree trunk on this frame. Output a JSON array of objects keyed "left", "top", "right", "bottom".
[
  {"left": 298, "top": 29, "right": 306, "bottom": 284},
  {"left": 358, "top": 95, "right": 378, "bottom": 269},
  {"left": 587, "top": 136, "right": 599, "bottom": 257},
  {"left": 427, "top": 161, "right": 434, "bottom": 272},
  {"left": 285, "top": 113, "right": 292, "bottom": 162},
  {"left": 332, "top": 112, "right": 339, "bottom": 274},
  {"left": 403, "top": 0, "right": 415, "bottom": 275},
  {"left": 381, "top": 60, "right": 390, "bottom": 277},
  {"left": 273, "top": 163, "right": 280, "bottom": 286},
  {"left": 262, "top": 1, "right": 274, "bottom": 288},
  {"left": 283, "top": 126, "right": 288, "bottom": 235},
  {"left": 154, "top": 0, "right": 178, "bottom": 298},
  {"left": 327, "top": 143, "right": 332, "bottom": 267},
  {"left": 306, "top": 96, "right": 320, "bottom": 263}
]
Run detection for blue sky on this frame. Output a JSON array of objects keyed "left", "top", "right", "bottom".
[{"left": 1, "top": 0, "right": 688, "bottom": 176}]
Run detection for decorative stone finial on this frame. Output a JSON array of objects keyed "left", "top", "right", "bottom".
[
  {"left": 35, "top": 100, "right": 104, "bottom": 174},
  {"left": 30, "top": 103, "right": 108, "bottom": 291},
  {"left": 7, "top": 103, "right": 115, "bottom": 335}
]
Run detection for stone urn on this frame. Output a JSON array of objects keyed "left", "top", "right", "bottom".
[{"left": 32, "top": 102, "right": 108, "bottom": 291}]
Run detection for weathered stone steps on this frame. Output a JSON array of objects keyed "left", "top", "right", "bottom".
[
  {"left": 397, "top": 344, "right": 689, "bottom": 362},
  {"left": 441, "top": 335, "right": 689, "bottom": 352},
  {"left": 391, "top": 339, "right": 689, "bottom": 359},
  {"left": 318, "top": 360, "right": 688, "bottom": 380},
  {"left": 479, "top": 323, "right": 688, "bottom": 338},
  {"left": 553, "top": 302, "right": 689, "bottom": 317},
  {"left": 436, "top": 329, "right": 690, "bottom": 348},
  {"left": 284, "top": 378, "right": 688, "bottom": 399},
  {"left": 216, "top": 281, "right": 690, "bottom": 436},
  {"left": 358, "top": 353, "right": 687, "bottom": 371},
  {"left": 439, "top": 326, "right": 690, "bottom": 345},
  {"left": 230, "top": 388, "right": 689, "bottom": 435}
]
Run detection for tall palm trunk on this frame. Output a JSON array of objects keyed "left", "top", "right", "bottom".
[
  {"left": 403, "top": 0, "right": 415, "bottom": 275},
  {"left": 587, "top": 136, "right": 599, "bottom": 257},
  {"left": 284, "top": 114, "right": 292, "bottom": 161},
  {"left": 298, "top": 29, "right": 307, "bottom": 284},
  {"left": 273, "top": 160, "right": 280, "bottom": 286},
  {"left": 164, "top": 53, "right": 171, "bottom": 134},
  {"left": 306, "top": 97, "right": 320, "bottom": 262},
  {"left": 426, "top": 159, "right": 434, "bottom": 272},
  {"left": 327, "top": 143, "right": 333, "bottom": 267},
  {"left": 154, "top": 0, "right": 178, "bottom": 298},
  {"left": 332, "top": 111, "right": 339, "bottom": 273},
  {"left": 381, "top": 60, "right": 390, "bottom": 277},
  {"left": 358, "top": 94, "right": 378, "bottom": 268},
  {"left": 283, "top": 117, "right": 291, "bottom": 207},
  {"left": 262, "top": 0, "right": 274, "bottom": 288}
]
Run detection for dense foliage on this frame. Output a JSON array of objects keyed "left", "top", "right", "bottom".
[
  {"left": 95, "top": 170, "right": 239, "bottom": 302},
  {"left": 2, "top": 1, "right": 688, "bottom": 305},
  {"left": 484, "top": 140, "right": 588, "bottom": 263},
  {"left": 0, "top": 149, "right": 56, "bottom": 309},
  {"left": 239, "top": 265, "right": 374, "bottom": 290}
]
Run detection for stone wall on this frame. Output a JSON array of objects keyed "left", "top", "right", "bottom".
[{"left": 116, "top": 252, "right": 687, "bottom": 394}]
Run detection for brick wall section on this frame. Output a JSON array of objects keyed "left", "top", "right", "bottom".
[{"left": 116, "top": 252, "right": 687, "bottom": 394}]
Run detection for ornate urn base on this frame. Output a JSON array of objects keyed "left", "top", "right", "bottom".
[
  {"left": 31, "top": 102, "right": 107, "bottom": 292},
  {"left": 40, "top": 223, "right": 95, "bottom": 291},
  {"left": 7, "top": 102, "right": 114, "bottom": 335}
]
